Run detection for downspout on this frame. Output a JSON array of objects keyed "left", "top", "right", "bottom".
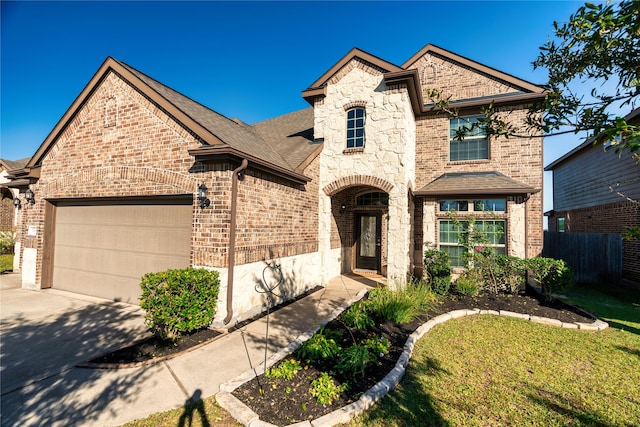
[{"left": 224, "top": 159, "right": 248, "bottom": 325}]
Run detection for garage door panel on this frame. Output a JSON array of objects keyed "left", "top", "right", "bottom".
[{"left": 53, "top": 201, "right": 192, "bottom": 303}]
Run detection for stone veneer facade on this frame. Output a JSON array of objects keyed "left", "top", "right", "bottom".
[{"left": 315, "top": 59, "right": 416, "bottom": 285}]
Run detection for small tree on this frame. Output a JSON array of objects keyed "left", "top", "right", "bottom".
[{"left": 525, "top": 257, "right": 574, "bottom": 300}]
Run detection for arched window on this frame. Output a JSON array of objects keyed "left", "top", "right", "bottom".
[
  {"left": 357, "top": 192, "right": 389, "bottom": 206},
  {"left": 346, "top": 107, "right": 365, "bottom": 148}
]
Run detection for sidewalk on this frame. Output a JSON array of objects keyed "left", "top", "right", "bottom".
[{"left": 0, "top": 274, "right": 371, "bottom": 427}]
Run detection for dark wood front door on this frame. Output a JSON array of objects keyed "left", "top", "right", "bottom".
[{"left": 355, "top": 212, "right": 381, "bottom": 271}]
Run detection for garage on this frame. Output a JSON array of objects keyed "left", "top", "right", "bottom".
[{"left": 51, "top": 198, "right": 192, "bottom": 303}]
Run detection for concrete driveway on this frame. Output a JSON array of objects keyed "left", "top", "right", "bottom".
[
  {"left": 0, "top": 272, "right": 371, "bottom": 426},
  {"left": 0, "top": 273, "right": 149, "bottom": 425}
]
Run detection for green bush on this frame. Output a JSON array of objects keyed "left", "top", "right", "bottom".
[
  {"left": 298, "top": 326, "right": 342, "bottom": 363},
  {"left": 341, "top": 301, "right": 374, "bottom": 330},
  {"left": 0, "top": 230, "right": 15, "bottom": 255},
  {"left": 0, "top": 254, "right": 13, "bottom": 272},
  {"left": 365, "top": 283, "right": 437, "bottom": 325},
  {"left": 453, "top": 272, "right": 480, "bottom": 296},
  {"left": 365, "top": 286, "right": 416, "bottom": 324},
  {"left": 494, "top": 254, "right": 527, "bottom": 294},
  {"left": 139, "top": 267, "right": 220, "bottom": 340},
  {"left": 266, "top": 358, "right": 302, "bottom": 380},
  {"left": 424, "top": 250, "right": 452, "bottom": 295},
  {"left": 525, "top": 257, "right": 574, "bottom": 299},
  {"left": 309, "top": 372, "right": 348, "bottom": 405}
]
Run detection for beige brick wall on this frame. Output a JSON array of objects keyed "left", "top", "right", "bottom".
[{"left": 409, "top": 52, "right": 518, "bottom": 101}]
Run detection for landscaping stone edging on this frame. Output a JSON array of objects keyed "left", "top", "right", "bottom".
[{"left": 217, "top": 301, "right": 609, "bottom": 427}]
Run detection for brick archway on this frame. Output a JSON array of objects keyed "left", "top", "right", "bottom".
[
  {"left": 323, "top": 175, "right": 394, "bottom": 196},
  {"left": 39, "top": 166, "right": 198, "bottom": 198}
]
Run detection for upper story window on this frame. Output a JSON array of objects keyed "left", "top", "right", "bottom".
[
  {"left": 346, "top": 107, "right": 366, "bottom": 149},
  {"left": 450, "top": 115, "right": 488, "bottom": 161}
]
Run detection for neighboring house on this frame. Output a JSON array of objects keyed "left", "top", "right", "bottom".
[
  {"left": 7, "top": 44, "right": 544, "bottom": 324},
  {"left": 1, "top": 158, "right": 30, "bottom": 272},
  {"left": 545, "top": 107, "right": 640, "bottom": 286}
]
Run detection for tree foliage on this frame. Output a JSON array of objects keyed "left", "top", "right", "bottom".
[{"left": 532, "top": 0, "right": 639, "bottom": 154}]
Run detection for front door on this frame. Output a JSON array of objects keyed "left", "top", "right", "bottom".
[{"left": 355, "top": 212, "right": 381, "bottom": 271}]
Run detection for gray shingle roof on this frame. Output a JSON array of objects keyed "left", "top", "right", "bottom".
[
  {"left": 416, "top": 171, "right": 537, "bottom": 196},
  {"left": 118, "top": 61, "right": 315, "bottom": 172}
]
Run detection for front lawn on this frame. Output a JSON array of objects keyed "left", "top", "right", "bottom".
[
  {"left": 348, "top": 315, "right": 640, "bottom": 426},
  {"left": 348, "top": 283, "right": 640, "bottom": 426}
]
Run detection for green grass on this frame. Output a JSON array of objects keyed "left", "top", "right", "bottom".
[
  {"left": 122, "top": 397, "right": 240, "bottom": 427},
  {"left": 349, "top": 283, "right": 640, "bottom": 427},
  {"left": 562, "top": 282, "right": 640, "bottom": 333},
  {"left": 0, "top": 254, "right": 13, "bottom": 272},
  {"left": 349, "top": 315, "right": 640, "bottom": 427}
]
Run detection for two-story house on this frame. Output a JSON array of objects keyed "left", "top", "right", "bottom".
[{"left": 8, "top": 44, "right": 544, "bottom": 324}]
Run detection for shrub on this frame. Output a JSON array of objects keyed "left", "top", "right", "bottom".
[
  {"left": 365, "top": 283, "right": 437, "bottom": 325},
  {"left": 494, "top": 254, "right": 527, "bottom": 294},
  {"left": 337, "top": 336, "right": 390, "bottom": 378},
  {"left": 266, "top": 359, "right": 302, "bottom": 380},
  {"left": 365, "top": 286, "right": 415, "bottom": 324},
  {"left": 298, "top": 327, "right": 342, "bottom": 363},
  {"left": 341, "top": 301, "right": 374, "bottom": 330},
  {"left": 0, "top": 231, "right": 15, "bottom": 255},
  {"left": 139, "top": 267, "right": 220, "bottom": 340},
  {"left": 0, "top": 254, "right": 13, "bottom": 272},
  {"left": 424, "top": 249, "right": 452, "bottom": 295},
  {"left": 525, "top": 257, "right": 574, "bottom": 299},
  {"left": 453, "top": 272, "right": 480, "bottom": 296},
  {"left": 309, "top": 372, "right": 348, "bottom": 405}
]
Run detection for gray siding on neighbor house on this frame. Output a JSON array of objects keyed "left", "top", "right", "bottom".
[{"left": 552, "top": 144, "right": 639, "bottom": 212}]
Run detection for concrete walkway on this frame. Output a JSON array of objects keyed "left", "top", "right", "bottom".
[{"left": 0, "top": 273, "right": 370, "bottom": 427}]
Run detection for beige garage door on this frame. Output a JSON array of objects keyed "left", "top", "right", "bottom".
[{"left": 53, "top": 200, "right": 192, "bottom": 303}]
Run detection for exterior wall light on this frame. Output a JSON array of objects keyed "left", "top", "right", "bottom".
[
  {"left": 340, "top": 204, "right": 347, "bottom": 214},
  {"left": 13, "top": 197, "right": 21, "bottom": 209},
  {"left": 198, "top": 183, "right": 210, "bottom": 209},
  {"left": 24, "top": 189, "right": 35, "bottom": 205}
]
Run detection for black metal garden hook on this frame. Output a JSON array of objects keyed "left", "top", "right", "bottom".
[{"left": 254, "top": 261, "right": 284, "bottom": 390}]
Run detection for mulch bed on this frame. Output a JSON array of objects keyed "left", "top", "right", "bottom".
[
  {"left": 81, "top": 328, "right": 224, "bottom": 368},
  {"left": 231, "top": 288, "right": 597, "bottom": 426},
  {"left": 80, "top": 286, "right": 325, "bottom": 368}
]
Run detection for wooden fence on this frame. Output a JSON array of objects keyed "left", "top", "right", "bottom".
[{"left": 543, "top": 232, "right": 623, "bottom": 285}]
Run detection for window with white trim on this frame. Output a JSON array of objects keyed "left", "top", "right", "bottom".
[
  {"left": 439, "top": 219, "right": 506, "bottom": 268},
  {"left": 450, "top": 115, "right": 488, "bottom": 161},
  {"left": 346, "top": 107, "right": 365, "bottom": 148}
]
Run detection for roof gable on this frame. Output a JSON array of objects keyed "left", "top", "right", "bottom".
[
  {"left": 22, "top": 57, "right": 310, "bottom": 183},
  {"left": 302, "top": 48, "right": 404, "bottom": 104},
  {"left": 403, "top": 44, "right": 544, "bottom": 96}
]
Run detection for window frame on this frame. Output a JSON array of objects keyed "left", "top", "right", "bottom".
[
  {"left": 449, "top": 115, "right": 489, "bottom": 161},
  {"left": 438, "top": 219, "right": 507, "bottom": 268},
  {"left": 346, "top": 107, "right": 366, "bottom": 149}
]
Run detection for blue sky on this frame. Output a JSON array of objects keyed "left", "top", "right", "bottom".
[{"left": 1, "top": 0, "right": 593, "bottom": 211}]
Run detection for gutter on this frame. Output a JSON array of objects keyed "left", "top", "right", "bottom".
[{"left": 224, "top": 158, "right": 249, "bottom": 325}]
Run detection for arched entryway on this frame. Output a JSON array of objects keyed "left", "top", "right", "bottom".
[{"left": 330, "top": 187, "right": 390, "bottom": 276}]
